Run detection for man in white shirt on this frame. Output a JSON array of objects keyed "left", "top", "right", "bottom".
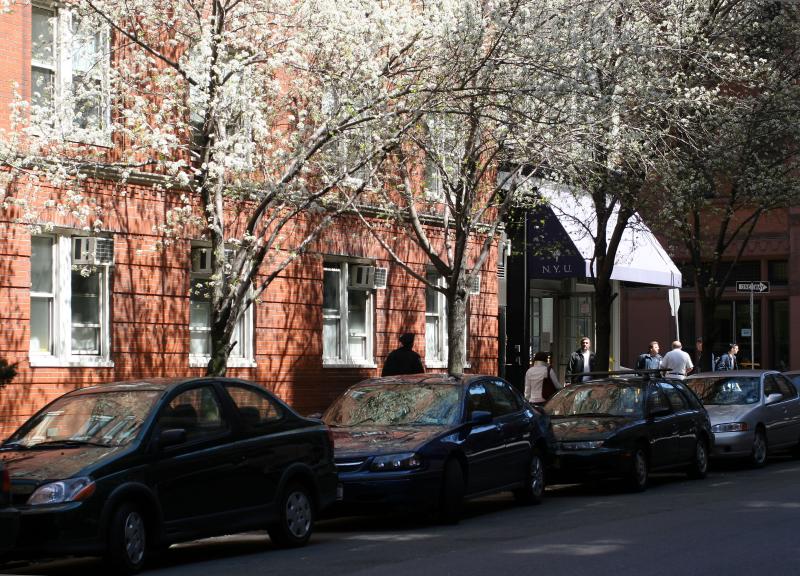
[
  {"left": 661, "top": 340, "right": 694, "bottom": 379},
  {"left": 568, "top": 337, "right": 596, "bottom": 383}
]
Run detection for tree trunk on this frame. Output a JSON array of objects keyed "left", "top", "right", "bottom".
[
  {"left": 206, "top": 309, "right": 234, "bottom": 377},
  {"left": 446, "top": 290, "right": 468, "bottom": 377},
  {"left": 594, "top": 276, "right": 613, "bottom": 372}
]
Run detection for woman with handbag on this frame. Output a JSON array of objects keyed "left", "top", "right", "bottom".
[{"left": 524, "top": 351, "right": 562, "bottom": 406}]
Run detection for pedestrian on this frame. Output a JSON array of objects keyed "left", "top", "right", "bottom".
[
  {"left": 635, "top": 341, "right": 662, "bottom": 371},
  {"left": 689, "top": 336, "right": 713, "bottom": 374},
  {"left": 567, "top": 337, "right": 596, "bottom": 383},
  {"left": 381, "top": 332, "right": 425, "bottom": 376},
  {"left": 524, "top": 351, "right": 562, "bottom": 405},
  {"left": 715, "top": 343, "right": 739, "bottom": 371},
  {"left": 660, "top": 340, "right": 694, "bottom": 379}
]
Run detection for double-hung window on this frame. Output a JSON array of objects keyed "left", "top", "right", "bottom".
[
  {"left": 424, "top": 115, "right": 462, "bottom": 202},
  {"left": 29, "top": 234, "right": 113, "bottom": 366},
  {"left": 425, "top": 270, "right": 470, "bottom": 368},
  {"left": 322, "top": 261, "right": 375, "bottom": 367},
  {"left": 30, "top": 4, "right": 111, "bottom": 138},
  {"left": 188, "top": 246, "right": 254, "bottom": 368}
]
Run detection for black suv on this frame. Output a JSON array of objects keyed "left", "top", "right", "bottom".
[
  {"left": 0, "top": 377, "right": 337, "bottom": 573},
  {"left": 545, "top": 372, "right": 713, "bottom": 491}
]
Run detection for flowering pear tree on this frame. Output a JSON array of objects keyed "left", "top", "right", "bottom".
[
  {"left": 0, "top": 0, "right": 441, "bottom": 374},
  {"left": 519, "top": 0, "right": 798, "bottom": 371},
  {"left": 355, "top": 0, "right": 562, "bottom": 376},
  {"left": 649, "top": 3, "right": 800, "bottom": 366}
]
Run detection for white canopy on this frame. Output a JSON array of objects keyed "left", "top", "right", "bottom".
[{"left": 539, "top": 181, "right": 682, "bottom": 288}]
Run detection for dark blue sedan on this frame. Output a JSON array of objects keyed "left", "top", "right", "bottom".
[{"left": 323, "top": 374, "right": 554, "bottom": 523}]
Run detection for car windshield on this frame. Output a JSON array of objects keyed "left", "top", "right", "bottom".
[
  {"left": 324, "top": 383, "right": 462, "bottom": 427},
  {"left": 4, "top": 390, "right": 161, "bottom": 449},
  {"left": 686, "top": 377, "right": 761, "bottom": 405},
  {"left": 546, "top": 382, "right": 645, "bottom": 417}
]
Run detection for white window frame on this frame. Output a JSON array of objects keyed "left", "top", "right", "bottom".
[
  {"left": 30, "top": 3, "right": 111, "bottom": 143},
  {"left": 188, "top": 245, "right": 255, "bottom": 368},
  {"left": 424, "top": 115, "right": 462, "bottom": 202},
  {"left": 424, "top": 270, "right": 469, "bottom": 369},
  {"left": 29, "top": 234, "right": 114, "bottom": 368},
  {"left": 322, "top": 260, "right": 376, "bottom": 368}
]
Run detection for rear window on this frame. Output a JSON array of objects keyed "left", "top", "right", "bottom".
[{"left": 686, "top": 377, "right": 760, "bottom": 405}]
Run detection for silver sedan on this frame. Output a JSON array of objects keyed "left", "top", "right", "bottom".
[{"left": 686, "top": 370, "right": 800, "bottom": 467}]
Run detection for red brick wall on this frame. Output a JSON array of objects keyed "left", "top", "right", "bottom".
[{"left": 0, "top": 179, "right": 499, "bottom": 437}]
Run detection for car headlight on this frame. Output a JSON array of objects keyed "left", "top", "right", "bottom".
[
  {"left": 370, "top": 453, "right": 422, "bottom": 472},
  {"left": 712, "top": 422, "right": 749, "bottom": 433},
  {"left": 27, "top": 477, "right": 96, "bottom": 506},
  {"left": 560, "top": 441, "right": 605, "bottom": 450}
]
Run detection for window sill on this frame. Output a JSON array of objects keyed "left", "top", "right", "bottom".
[
  {"left": 323, "top": 360, "right": 377, "bottom": 369},
  {"left": 29, "top": 356, "right": 115, "bottom": 368},
  {"left": 189, "top": 356, "right": 257, "bottom": 369},
  {"left": 425, "top": 360, "right": 448, "bottom": 369}
]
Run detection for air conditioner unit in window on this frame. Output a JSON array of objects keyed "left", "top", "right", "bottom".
[
  {"left": 72, "top": 237, "right": 114, "bottom": 266},
  {"left": 191, "top": 247, "right": 212, "bottom": 274},
  {"left": 348, "top": 264, "right": 375, "bottom": 290},
  {"left": 468, "top": 274, "right": 481, "bottom": 295},
  {"left": 373, "top": 267, "right": 388, "bottom": 289}
]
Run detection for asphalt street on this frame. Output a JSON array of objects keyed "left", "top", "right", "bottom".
[{"left": 4, "top": 457, "right": 800, "bottom": 576}]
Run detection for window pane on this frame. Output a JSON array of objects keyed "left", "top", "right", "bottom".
[
  {"left": 72, "top": 326, "right": 99, "bottom": 354},
  {"left": 31, "top": 7, "right": 55, "bottom": 65},
  {"left": 31, "top": 68, "right": 54, "bottom": 110},
  {"left": 72, "top": 296, "right": 100, "bottom": 324},
  {"left": 72, "top": 269, "right": 99, "bottom": 294},
  {"left": 426, "top": 316, "right": 440, "bottom": 361},
  {"left": 31, "top": 237, "right": 53, "bottom": 293},
  {"left": 190, "top": 332, "right": 210, "bottom": 355},
  {"left": 348, "top": 290, "right": 368, "bottom": 361},
  {"left": 323, "top": 318, "right": 340, "bottom": 359},
  {"left": 323, "top": 268, "right": 340, "bottom": 312},
  {"left": 190, "top": 300, "right": 210, "bottom": 328},
  {"left": 30, "top": 297, "right": 52, "bottom": 354},
  {"left": 426, "top": 284, "right": 438, "bottom": 312}
]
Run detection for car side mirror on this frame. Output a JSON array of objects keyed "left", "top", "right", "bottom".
[
  {"left": 158, "top": 428, "right": 187, "bottom": 449},
  {"left": 765, "top": 393, "right": 784, "bottom": 405},
  {"left": 469, "top": 410, "right": 493, "bottom": 425}
]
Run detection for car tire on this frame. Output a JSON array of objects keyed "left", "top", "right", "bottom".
[
  {"left": 686, "top": 437, "right": 709, "bottom": 479},
  {"left": 267, "top": 482, "right": 314, "bottom": 548},
  {"left": 437, "top": 459, "right": 465, "bottom": 524},
  {"left": 105, "top": 502, "right": 148, "bottom": 575},
  {"left": 513, "top": 448, "right": 545, "bottom": 505},
  {"left": 626, "top": 447, "right": 648, "bottom": 492},
  {"left": 750, "top": 429, "right": 768, "bottom": 468}
]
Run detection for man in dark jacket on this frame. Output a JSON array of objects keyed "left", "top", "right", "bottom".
[
  {"left": 636, "top": 341, "right": 662, "bottom": 371},
  {"left": 716, "top": 343, "right": 739, "bottom": 371},
  {"left": 567, "top": 337, "right": 596, "bottom": 384},
  {"left": 382, "top": 333, "right": 425, "bottom": 376}
]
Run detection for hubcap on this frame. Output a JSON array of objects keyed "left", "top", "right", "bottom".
[
  {"left": 696, "top": 442, "right": 708, "bottom": 472},
  {"left": 530, "top": 455, "right": 544, "bottom": 496},
  {"left": 754, "top": 433, "right": 767, "bottom": 464},
  {"left": 123, "top": 511, "right": 145, "bottom": 565},
  {"left": 634, "top": 451, "right": 647, "bottom": 485},
  {"left": 285, "top": 490, "right": 312, "bottom": 539}
]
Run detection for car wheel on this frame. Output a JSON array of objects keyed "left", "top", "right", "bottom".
[
  {"left": 437, "top": 459, "right": 465, "bottom": 524},
  {"left": 687, "top": 438, "right": 709, "bottom": 479},
  {"left": 626, "top": 447, "right": 648, "bottom": 492},
  {"left": 105, "top": 502, "right": 148, "bottom": 575},
  {"left": 267, "top": 482, "right": 314, "bottom": 548},
  {"left": 750, "top": 429, "right": 768, "bottom": 468},
  {"left": 514, "top": 448, "right": 545, "bottom": 505}
]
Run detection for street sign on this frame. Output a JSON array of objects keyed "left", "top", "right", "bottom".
[{"left": 736, "top": 281, "right": 770, "bottom": 293}]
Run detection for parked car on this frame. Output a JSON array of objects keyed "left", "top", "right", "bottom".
[
  {"left": 0, "top": 460, "right": 19, "bottom": 557},
  {"left": 782, "top": 370, "right": 800, "bottom": 389},
  {"left": 0, "top": 377, "right": 337, "bottom": 574},
  {"left": 322, "top": 373, "right": 554, "bottom": 523},
  {"left": 686, "top": 370, "right": 800, "bottom": 466},
  {"left": 545, "top": 375, "right": 712, "bottom": 491}
]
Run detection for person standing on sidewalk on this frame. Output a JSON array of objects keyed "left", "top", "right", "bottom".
[
  {"left": 636, "top": 341, "right": 663, "bottom": 371},
  {"left": 661, "top": 340, "right": 694, "bottom": 379},
  {"left": 524, "top": 352, "right": 562, "bottom": 405},
  {"left": 568, "top": 337, "right": 596, "bottom": 383},
  {"left": 381, "top": 333, "right": 425, "bottom": 376},
  {"left": 715, "top": 343, "right": 739, "bottom": 371}
]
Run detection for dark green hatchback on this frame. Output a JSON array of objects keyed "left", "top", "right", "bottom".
[{"left": 0, "top": 377, "right": 337, "bottom": 574}]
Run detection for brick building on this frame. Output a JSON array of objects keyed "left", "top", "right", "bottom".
[{"left": 0, "top": 5, "right": 500, "bottom": 437}]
